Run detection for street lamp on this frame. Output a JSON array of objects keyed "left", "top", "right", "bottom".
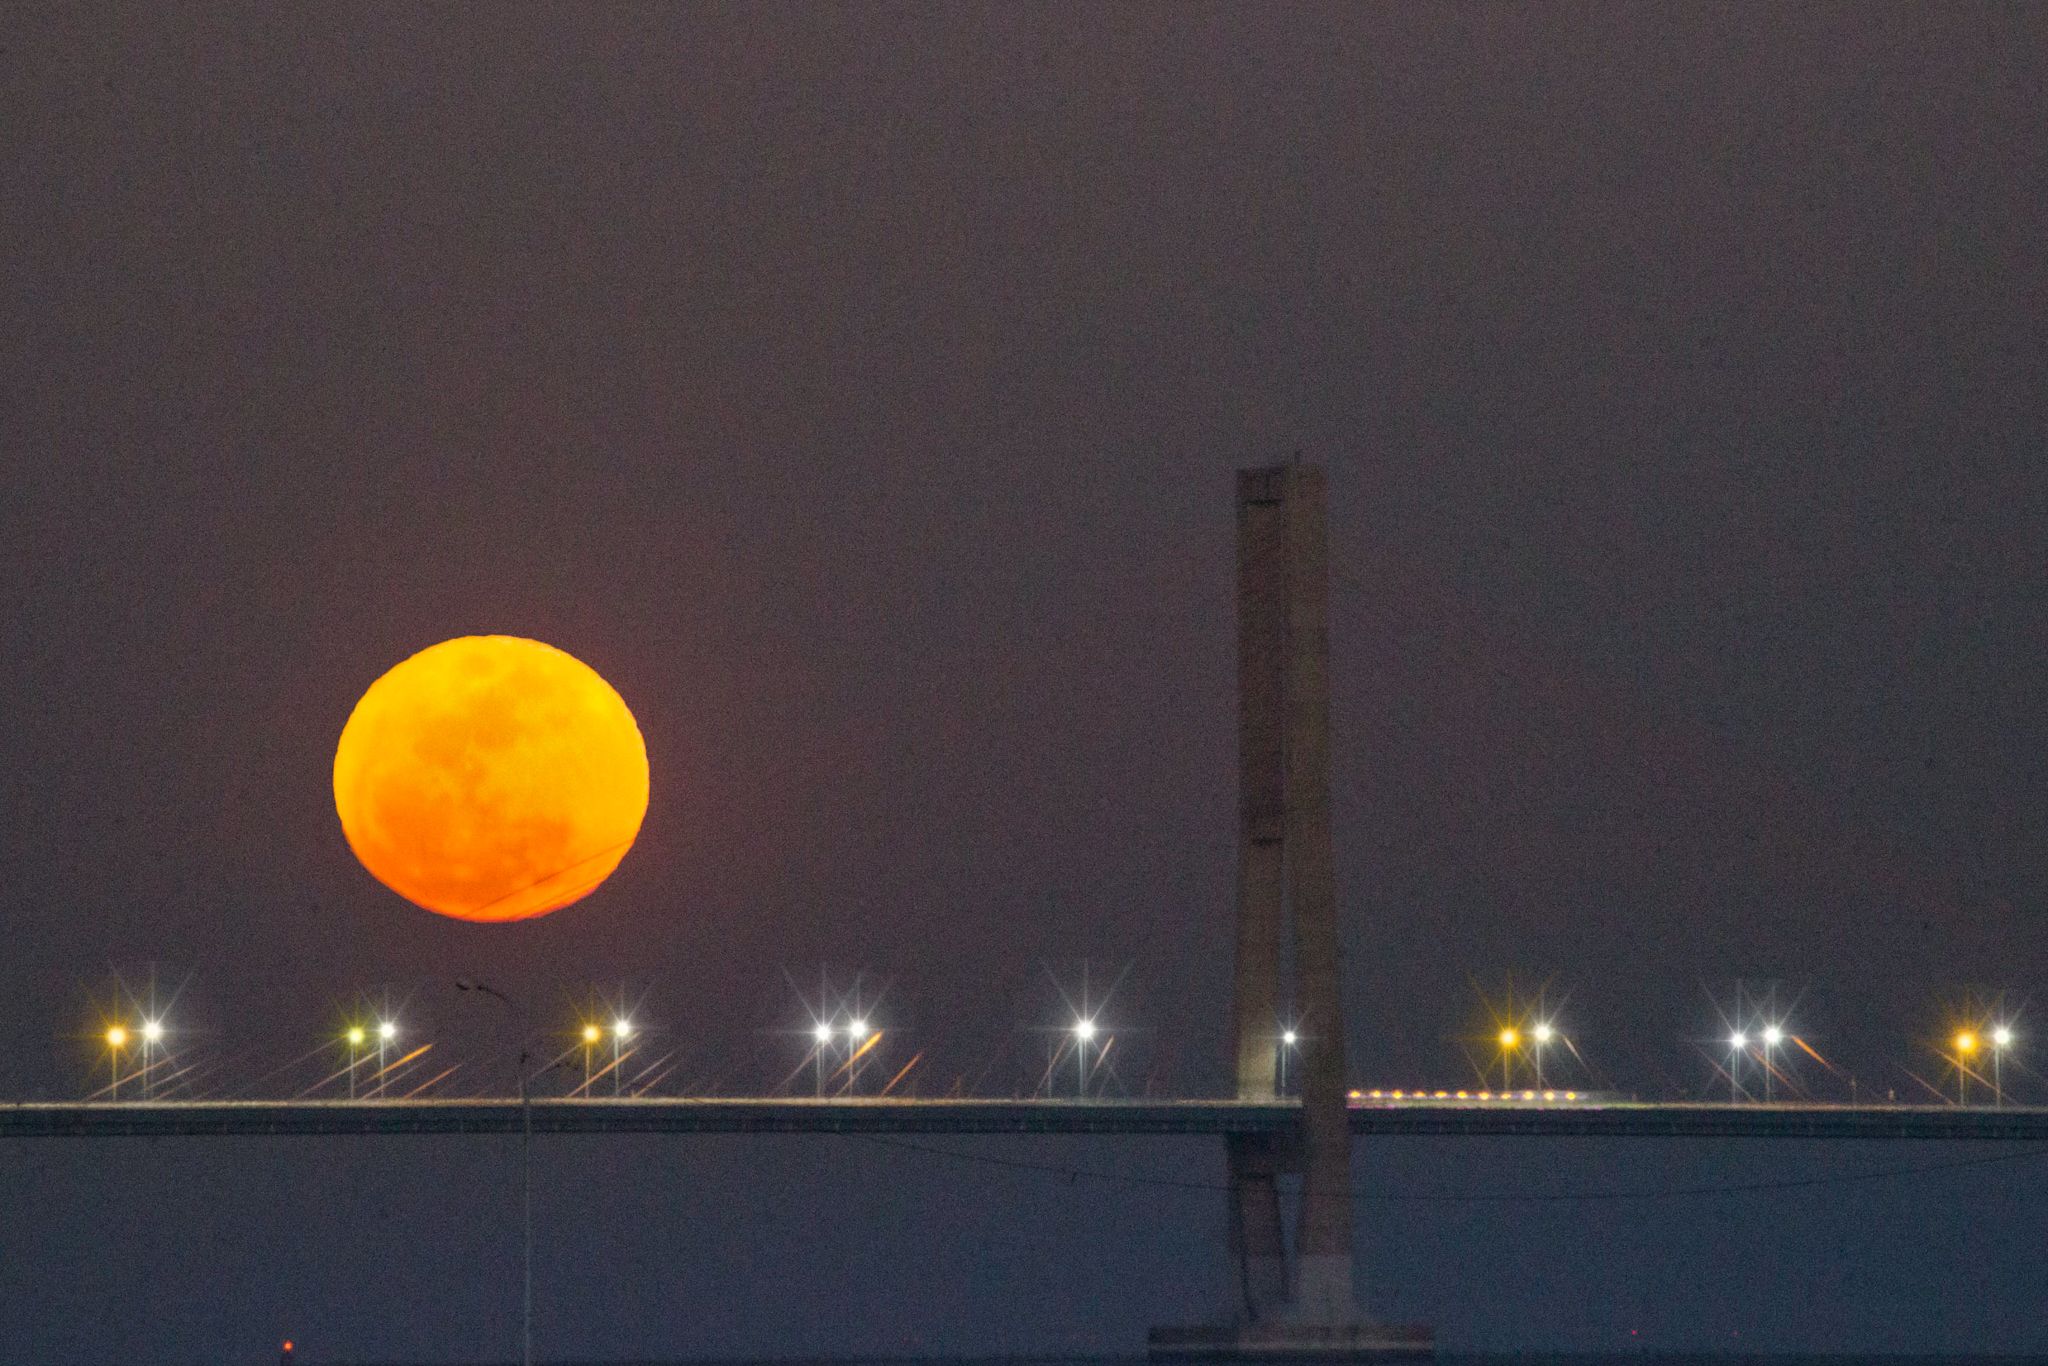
[
  {"left": 141, "top": 1019, "right": 164, "bottom": 1101},
  {"left": 346, "top": 1025, "right": 366, "bottom": 1099},
  {"left": 1074, "top": 1017, "right": 1098, "bottom": 1097},
  {"left": 376, "top": 1020, "right": 397, "bottom": 1097},
  {"left": 1498, "top": 1027, "right": 1519, "bottom": 1092},
  {"left": 1760, "top": 1025, "right": 1784, "bottom": 1101},
  {"left": 1531, "top": 1022, "right": 1555, "bottom": 1090},
  {"left": 812, "top": 1021, "right": 834, "bottom": 1096},
  {"left": 1727, "top": 1031, "right": 1749, "bottom": 1103},
  {"left": 581, "top": 1023, "right": 601, "bottom": 1092},
  {"left": 611, "top": 1019, "right": 632, "bottom": 1097},
  {"left": 1279, "top": 1029, "right": 1299, "bottom": 1094},
  {"left": 456, "top": 980, "right": 533, "bottom": 1366},
  {"left": 105, "top": 1025, "right": 128, "bottom": 1100},
  {"left": 847, "top": 1018, "right": 870, "bottom": 1094},
  {"left": 1991, "top": 1026, "right": 2014, "bottom": 1106},
  {"left": 1955, "top": 1031, "right": 1978, "bottom": 1105}
]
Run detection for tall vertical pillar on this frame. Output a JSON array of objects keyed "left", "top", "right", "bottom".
[
  {"left": 1153, "top": 464, "right": 1430, "bottom": 1362},
  {"left": 1232, "top": 465, "right": 1353, "bottom": 1323},
  {"left": 1279, "top": 467, "right": 1357, "bottom": 1322},
  {"left": 1228, "top": 470, "right": 1293, "bottom": 1320}
]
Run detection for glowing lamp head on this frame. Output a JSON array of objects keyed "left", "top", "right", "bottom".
[
  {"left": 612, "top": 1019, "right": 633, "bottom": 1040},
  {"left": 105, "top": 1025, "right": 128, "bottom": 1048},
  {"left": 848, "top": 1019, "right": 869, "bottom": 1042},
  {"left": 1762, "top": 1025, "right": 1784, "bottom": 1046},
  {"left": 1992, "top": 1026, "right": 2014, "bottom": 1048},
  {"left": 346, "top": 1026, "right": 366, "bottom": 1047},
  {"left": 1532, "top": 1023, "right": 1554, "bottom": 1043},
  {"left": 1729, "top": 1031, "right": 1749, "bottom": 1050},
  {"left": 1074, "top": 1018, "right": 1098, "bottom": 1042},
  {"left": 814, "top": 1022, "right": 834, "bottom": 1045},
  {"left": 377, "top": 1020, "right": 397, "bottom": 1041},
  {"left": 333, "top": 636, "right": 649, "bottom": 923},
  {"left": 582, "top": 1024, "right": 602, "bottom": 1045},
  {"left": 1281, "top": 1030, "right": 1298, "bottom": 1047},
  {"left": 1955, "top": 1031, "right": 1978, "bottom": 1054},
  {"left": 141, "top": 1020, "right": 164, "bottom": 1044},
  {"left": 1498, "top": 1027, "right": 1519, "bottom": 1048}
]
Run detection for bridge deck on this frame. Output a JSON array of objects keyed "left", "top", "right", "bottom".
[{"left": 5, "top": 1098, "right": 2047, "bottom": 1140}]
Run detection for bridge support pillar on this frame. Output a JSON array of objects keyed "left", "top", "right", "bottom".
[{"left": 1153, "top": 465, "right": 1431, "bottom": 1361}]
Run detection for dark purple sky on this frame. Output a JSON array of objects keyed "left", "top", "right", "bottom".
[{"left": 3, "top": 5, "right": 2045, "bottom": 1361}]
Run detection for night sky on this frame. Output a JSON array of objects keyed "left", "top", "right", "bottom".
[{"left": 4, "top": 5, "right": 2046, "bottom": 1361}]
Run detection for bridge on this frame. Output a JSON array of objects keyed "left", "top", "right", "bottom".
[
  {"left": 9, "top": 1096, "right": 2048, "bottom": 1141},
  {"left": 23, "top": 466, "right": 2040, "bottom": 1362}
]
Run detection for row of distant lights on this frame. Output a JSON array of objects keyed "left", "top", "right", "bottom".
[
  {"left": 107, "top": 1018, "right": 653, "bottom": 1049},
  {"left": 1725, "top": 1024, "right": 2015, "bottom": 1050},
  {"left": 1352, "top": 1088, "right": 1582, "bottom": 1102},
  {"left": 107, "top": 1018, "right": 2021, "bottom": 1057},
  {"left": 105, "top": 1016, "right": 1277, "bottom": 1056}
]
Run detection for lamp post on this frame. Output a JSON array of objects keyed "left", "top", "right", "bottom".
[
  {"left": 847, "top": 1018, "right": 870, "bottom": 1094},
  {"left": 1498, "top": 1027, "right": 1519, "bottom": 1093},
  {"left": 105, "top": 1026, "right": 128, "bottom": 1100},
  {"left": 813, "top": 1021, "right": 833, "bottom": 1097},
  {"left": 346, "top": 1026, "right": 366, "bottom": 1100},
  {"left": 1955, "top": 1031, "right": 1977, "bottom": 1106},
  {"left": 612, "top": 1019, "right": 632, "bottom": 1097},
  {"left": 1278, "top": 1029, "right": 1299, "bottom": 1094},
  {"left": 1531, "top": 1022, "right": 1554, "bottom": 1091},
  {"left": 1727, "top": 1031, "right": 1748, "bottom": 1103},
  {"left": 1991, "top": 1027, "right": 2014, "bottom": 1106},
  {"left": 1073, "top": 1018, "right": 1098, "bottom": 1097},
  {"left": 377, "top": 1020, "right": 397, "bottom": 1097},
  {"left": 458, "top": 980, "right": 533, "bottom": 1366},
  {"left": 141, "top": 1019, "right": 164, "bottom": 1101},
  {"left": 1760, "top": 1025, "right": 1783, "bottom": 1101}
]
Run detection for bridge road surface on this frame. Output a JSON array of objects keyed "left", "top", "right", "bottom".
[{"left": 6, "top": 1098, "right": 2048, "bottom": 1141}]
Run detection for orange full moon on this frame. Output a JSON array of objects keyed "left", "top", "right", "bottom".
[{"left": 333, "top": 635, "right": 649, "bottom": 922}]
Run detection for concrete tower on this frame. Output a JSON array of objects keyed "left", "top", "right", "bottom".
[
  {"left": 1231, "top": 463, "right": 1355, "bottom": 1320},
  {"left": 1156, "top": 464, "right": 1430, "bottom": 1360}
]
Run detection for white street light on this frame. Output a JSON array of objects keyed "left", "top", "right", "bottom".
[
  {"left": 812, "top": 1021, "right": 835, "bottom": 1095},
  {"left": 846, "top": 1019, "right": 871, "bottom": 1094},
  {"left": 1991, "top": 1026, "right": 2014, "bottom": 1106},
  {"left": 1760, "top": 1025, "right": 1784, "bottom": 1101},
  {"left": 376, "top": 1020, "right": 397, "bottom": 1097},
  {"left": 611, "top": 1019, "right": 632, "bottom": 1096}
]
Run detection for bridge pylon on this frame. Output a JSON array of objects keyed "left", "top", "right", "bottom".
[{"left": 1151, "top": 465, "right": 1431, "bottom": 1362}]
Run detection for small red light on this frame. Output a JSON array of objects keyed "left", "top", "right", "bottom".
[{"left": 282, "top": 1343, "right": 293, "bottom": 1353}]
